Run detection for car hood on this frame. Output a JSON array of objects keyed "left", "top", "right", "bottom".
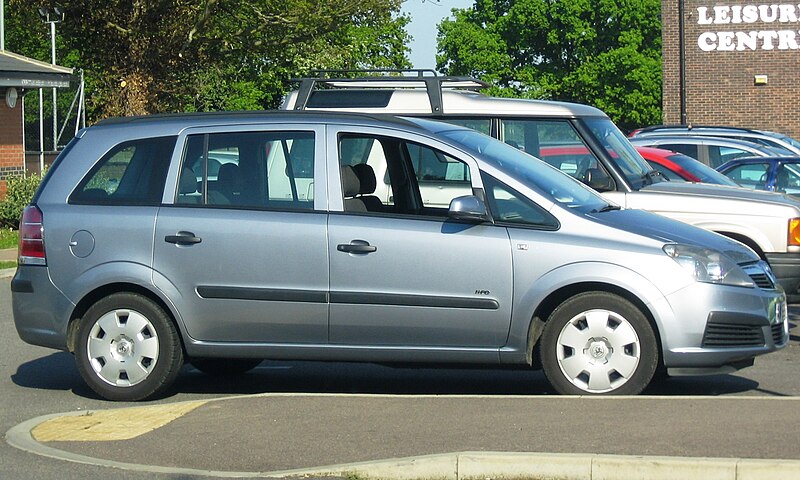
[
  {"left": 586, "top": 208, "right": 760, "bottom": 264},
  {"left": 641, "top": 181, "right": 800, "bottom": 207}
]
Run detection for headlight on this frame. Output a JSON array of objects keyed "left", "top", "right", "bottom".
[{"left": 663, "top": 244, "right": 754, "bottom": 287}]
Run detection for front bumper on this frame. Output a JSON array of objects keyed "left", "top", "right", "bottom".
[{"left": 660, "top": 281, "right": 787, "bottom": 372}]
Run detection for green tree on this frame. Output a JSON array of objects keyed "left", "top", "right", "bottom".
[
  {"left": 437, "top": 0, "right": 662, "bottom": 131},
  {"left": 5, "top": 1, "right": 410, "bottom": 120}
]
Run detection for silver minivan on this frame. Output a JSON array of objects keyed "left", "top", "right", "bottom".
[{"left": 12, "top": 111, "right": 787, "bottom": 401}]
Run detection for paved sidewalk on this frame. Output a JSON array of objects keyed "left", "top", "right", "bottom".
[{"left": 7, "top": 394, "right": 800, "bottom": 479}]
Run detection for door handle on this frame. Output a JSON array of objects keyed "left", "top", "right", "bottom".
[
  {"left": 337, "top": 240, "right": 377, "bottom": 254},
  {"left": 165, "top": 231, "right": 202, "bottom": 245}
]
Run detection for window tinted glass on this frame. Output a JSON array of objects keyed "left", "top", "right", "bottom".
[
  {"left": 178, "top": 131, "right": 315, "bottom": 209},
  {"left": 439, "top": 118, "right": 492, "bottom": 135},
  {"left": 647, "top": 161, "right": 687, "bottom": 182},
  {"left": 661, "top": 143, "right": 699, "bottom": 161},
  {"left": 71, "top": 136, "right": 176, "bottom": 205}
]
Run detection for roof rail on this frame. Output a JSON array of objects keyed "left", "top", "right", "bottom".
[
  {"left": 290, "top": 69, "right": 490, "bottom": 113},
  {"left": 635, "top": 124, "right": 761, "bottom": 134}
]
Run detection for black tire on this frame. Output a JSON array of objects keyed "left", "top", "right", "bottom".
[
  {"left": 74, "top": 292, "right": 184, "bottom": 401},
  {"left": 189, "top": 358, "right": 262, "bottom": 376},
  {"left": 540, "top": 291, "right": 658, "bottom": 395}
]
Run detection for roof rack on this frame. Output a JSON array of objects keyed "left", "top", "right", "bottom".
[{"left": 290, "top": 69, "right": 490, "bottom": 113}]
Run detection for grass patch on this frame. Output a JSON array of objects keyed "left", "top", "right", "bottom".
[
  {"left": 0, "top": 260, "right": 16, "bottom": 270},
  {"left": 0, "top": 229, "right": 18, "bottom": 249}
]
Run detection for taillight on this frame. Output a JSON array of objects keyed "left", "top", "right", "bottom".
[{"left": 19, "top": 205, "right": 46, "bottom": 265}]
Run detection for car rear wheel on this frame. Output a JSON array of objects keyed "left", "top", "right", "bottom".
[
  {"left": 540, "top": 292, "right": 658, "bottom": 395},
  {"left": 74, "top": 293, "right": 183, "bottom": 401},
  {"left": 189, "top": 358, "right": 262, "bottom": 376}
]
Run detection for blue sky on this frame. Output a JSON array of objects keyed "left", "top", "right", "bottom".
[{"left": 400, "top": 0, "right": 474, "bottom": 71}]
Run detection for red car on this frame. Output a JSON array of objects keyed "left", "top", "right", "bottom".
[
  {"left": 635, "top": 146, "right": 738, "bottom": 185},
  {"left": 534, "top": 144, "right": 736, "bottom": 186}
]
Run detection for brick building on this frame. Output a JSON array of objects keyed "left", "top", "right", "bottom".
[
  {"left": 0, "top": 50, "right": 72, "bottom": 198},
  {"left": 662, "top": 1, "right": 800, "bottom": 138}
]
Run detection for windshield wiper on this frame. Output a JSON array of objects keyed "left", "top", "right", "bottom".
[{"left": 591, "top": 204, "right": 621, "bottom": 213}]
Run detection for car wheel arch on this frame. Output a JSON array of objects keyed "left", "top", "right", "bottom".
[
  {"left": 715, "top": 231, "right": 767, "bottom": 260},
  {"left": 526, "top": 281, "right": 664, "bottom": 369},
  {"left": 67, "top": 282, "right": 185, "bottom": 356}
]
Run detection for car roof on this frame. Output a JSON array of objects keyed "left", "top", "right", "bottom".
[
  {"left": 89, "top": 110, "right": 468, "bottom": 137},
  {"left": 285, "top": 89, "right": 607, "bottom": 118},
  {"left": 629, "top": 135, "right": 777, "bottom": 151},
  {"left": 631, "top": 124, "right": 777, "bottom": 136}
]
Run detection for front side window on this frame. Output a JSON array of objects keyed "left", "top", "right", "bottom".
[
  {"left": 338, "top": 134, "right": 474, "bottom": 214},
  {"left": 178, "top": 131, "right": 315, "bottom": 209},
  {"left": 776, "top": 163, "right": 800, "bottom": 194},
  {"left": 71, "top": 136, "right": 176, "bottom": 205}
]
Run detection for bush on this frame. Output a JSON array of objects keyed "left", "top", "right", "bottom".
[{"left": 0, "top": 173, "right": 43, "bottom": 229}]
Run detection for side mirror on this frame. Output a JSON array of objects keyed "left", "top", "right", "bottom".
[
  {"left": 583, "top": 168, "right": 614, "bottom": 192},
  {"left": 448, "top": 195, "right": 490, "bottom": 223}
]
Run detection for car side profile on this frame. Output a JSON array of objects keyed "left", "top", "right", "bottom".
[
  {"left": 12, "top": 111, "right": 787, "bottom": 401},
  {"left": 629, "top": 125, "right": 800, "bottom": 156},
  {"left": 628, "top": 135, "right": 781, "bottom": 168}
]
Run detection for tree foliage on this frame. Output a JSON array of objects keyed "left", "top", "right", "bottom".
[
  {"left": 5, "top": 0, "right": 410, "bottom": 120},
  {"left": 436, "top": 0, "right": 662, "bottom": 131}
]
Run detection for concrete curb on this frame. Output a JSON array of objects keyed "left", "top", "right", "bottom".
[{"left": 7, "top": 406, "right": 800, "bottom": 479}]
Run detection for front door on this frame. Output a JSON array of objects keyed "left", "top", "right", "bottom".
[{"left": 327, "top": 129, "right": 514, "bottom": 348}]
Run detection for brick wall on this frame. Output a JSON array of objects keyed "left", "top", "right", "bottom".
[
  {"left": 662, "top": 1, "right": 800, "bottom": 139},
  {"left": 0, "top": 88, "right": 25, "bottom": 199}
]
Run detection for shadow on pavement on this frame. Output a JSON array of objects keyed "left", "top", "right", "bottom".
[{"left": 11, "top": 354, "right": 762, "bottom": 400}]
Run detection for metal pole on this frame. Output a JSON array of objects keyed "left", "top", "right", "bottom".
[
  {"left": 21, "top": 92, "right": 26, "bottom": 175},
  {"left": 1, "top": 0, "right": 5, "bottom": 51},
  {"left": 50, "top": 21, "right": 57, "bottom": 150},
  {"left": 678, "top": 0, "right": 687, "bottom": 125},
  {"left": 38, "top": 89, "right": 44, "bottom": 173}
]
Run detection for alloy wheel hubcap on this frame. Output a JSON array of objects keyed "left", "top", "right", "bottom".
[
  {"left": 86, "top": 309, "right": 159, "bottom": 387},
  {"left": 555, "top": 309, "right": 641, "bottom": 393}
]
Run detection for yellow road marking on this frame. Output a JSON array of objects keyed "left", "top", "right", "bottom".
[{"left": 32, "top": 400, "right": 207, "bottom": 442}]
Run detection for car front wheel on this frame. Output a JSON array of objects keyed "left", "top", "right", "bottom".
[
  {"left": 74, "top": 292, "right": 183, "bottom": 401},
  {"left": 540, "top": 292, "right": 658, "bottom": 395}
]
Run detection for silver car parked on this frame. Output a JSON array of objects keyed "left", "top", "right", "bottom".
[{"left": 12, "top": 112, "right": 788, "bottom": 401}]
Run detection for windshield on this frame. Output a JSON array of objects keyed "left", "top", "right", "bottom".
[
  {"left": 667, "top": 153, "right": 739, "bottom": 186},
  {"left": 441, "top": 129, "right": 611, "bottom": 213},
  {"left": 583, "top": 117, "right": 659, "bottom": 190}
]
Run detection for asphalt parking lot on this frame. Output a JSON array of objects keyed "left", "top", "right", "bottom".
[{"left": 2, "top": 272, "right": 800, "bottom": 479}]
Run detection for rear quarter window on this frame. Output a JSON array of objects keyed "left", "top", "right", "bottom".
[{"left": 70, "top": 136, "right": 177, "bottom": 205}]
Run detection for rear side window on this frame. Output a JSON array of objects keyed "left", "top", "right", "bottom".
[
  {"left": 177, "top": 131, "right": 315, "bottom": 210},
  {"left": 70, "top": 136, "right": 177, "bottom": 205}
]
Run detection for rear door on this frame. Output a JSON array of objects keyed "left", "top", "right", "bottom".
[{"left": 153, "top": 124, "right": 329, "bottom": 343}]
